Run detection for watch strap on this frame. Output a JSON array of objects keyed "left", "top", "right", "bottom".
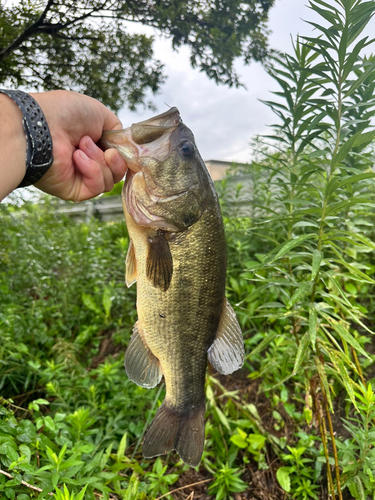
[{"left": 0, "top": 89, "right": 53, "bottom": 187}]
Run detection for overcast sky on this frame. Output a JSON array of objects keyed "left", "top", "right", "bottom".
[{"left": 117, "top": 0, "right": 325, "bottom": 163}]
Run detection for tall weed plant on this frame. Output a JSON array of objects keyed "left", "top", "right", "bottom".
[{"left": 227, "top": 0, "right": 375, "bottom": 497}]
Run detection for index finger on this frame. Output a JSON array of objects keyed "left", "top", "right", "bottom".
[{"left": 98, "top": 102, "right": 123, "bottom": 131}]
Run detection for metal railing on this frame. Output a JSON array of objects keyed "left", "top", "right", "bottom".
[
  {"left": 56, "top": 196, "right": 124, "bottom": 222},
  {"left": 55, "top": 175, "right": 255, "bottom": 222}
]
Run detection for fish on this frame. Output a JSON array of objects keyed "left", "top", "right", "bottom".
[{"left": 99, "top": 107, "right": 244, "bottom": 467}]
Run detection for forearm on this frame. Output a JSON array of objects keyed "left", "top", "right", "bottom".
[
  {"left": 0, "top": 94, "right": 27, "bottom": 200},
  {"left": 0, "top": 90, "right": 126, "bottom": 202}
]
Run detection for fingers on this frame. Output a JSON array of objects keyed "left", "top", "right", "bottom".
[
  {"left": 104, "top": 148, "right": 127, "bottom": 183},
  {"left": 73, "top": 136, "right": 127, "bottom": 200},
  {"left": 97, "top": 100, "right": 123, "bottom": 131}
]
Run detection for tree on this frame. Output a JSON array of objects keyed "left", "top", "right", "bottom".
[{"left": 0, "top": 0, "right": 275, "bottom": 112}]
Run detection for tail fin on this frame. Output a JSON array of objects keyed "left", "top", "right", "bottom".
[{"left": 142, "top": 402, "right": 205, "bottom": 467}]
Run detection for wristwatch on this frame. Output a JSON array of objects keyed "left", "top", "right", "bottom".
[{"left": 0, "top": 89, "right": 53, "bottom": 187}]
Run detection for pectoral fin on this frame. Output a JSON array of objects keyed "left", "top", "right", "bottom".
[
  {"left": 146, "top": 232, "right": 173, "bottom": 292},
  {"left": 208, "top": 298, "right": 244, "bottom": 375},
  {"left": 125, "top": 322, "right": 162, "bottom": 388},
  {"left": 125, "top": 239, "right": 137, "bottom": 287}
]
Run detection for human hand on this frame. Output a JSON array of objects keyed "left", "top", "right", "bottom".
[{"left": 31, "top": 90, "right": 127, "bottom": 201}]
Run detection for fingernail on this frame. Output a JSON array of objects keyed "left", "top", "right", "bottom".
[
  {"left": 85, "top": 137, "right": 97, "bottom": 153},
  {"left": 78, "top": 150, "right": 88, "bottom": 160},
  {"left": 112, "top": 151, "right": 123, "bottom": 166}
]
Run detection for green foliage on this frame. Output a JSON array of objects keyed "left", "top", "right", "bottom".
[
  {"left": 2, "top": 1, "right": 375, "bottom": 499},
  {"left": 0, "top": 202, "right": 164, "bottom": 498},
  {"left": 278, "top": 443, "right": 320, "bottom": 500},
  {"left": 221, "top": 0, "right": 375, "bottom": 497},
  {"left": 207, "top": 463, "right": 248, "bottom": 500},
  {"left": 0, "top": 0, "right": 275, "bottom": 111},
  {"left": 53, "top": 484, "right": 87, "bottom": 500},
  {"left": 146, "top": 458, "right": 179, "bottom": 500},
  {"left": 102, "top": 182, "right": 124, "bottom": 197},
  {"left": 337, "top": 384, "right": 375, "bottom": 499},
  {"left": 0, "top": 200, "right": 137, "bottom": 397}
]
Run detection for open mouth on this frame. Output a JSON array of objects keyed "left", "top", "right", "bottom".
[
  {"left": 131, "top": 107, "right": 181, "bottom": 145},
  {"left": 100, "top": 107, "right": 182, "bottom": 172}
]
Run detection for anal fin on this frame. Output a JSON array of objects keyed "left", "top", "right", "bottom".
[
  {"left": 146, "top": 231, "right": 173, "bottom": 292},
  {"left": 207, "top": 298, "right": 244, "bottom": 375},
  {"left": 125, "top": 239, "right": 137, "bottom": 287},
  {"left": 125, "top": 321, "right": 162, "bottom": 388}
]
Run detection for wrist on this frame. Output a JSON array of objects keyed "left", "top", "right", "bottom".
[
  {"left": 0, "top": 94, "right": 27, "bottom": 200},
  {"left": 1, "top": 90, "right": 54, "bottom": 188}
]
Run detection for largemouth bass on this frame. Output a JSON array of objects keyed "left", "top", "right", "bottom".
[{"left": 100, "top": 108, "right": 244, "bottom": 467}]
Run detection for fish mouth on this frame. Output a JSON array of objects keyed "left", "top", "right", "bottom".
[
  {"left": 124, "top": 170, "right": 182, "bottom": 231},
  {"left": 99, "top": 107, "right": 181, "bottom": 172}
]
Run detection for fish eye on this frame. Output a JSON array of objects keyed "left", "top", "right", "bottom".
[{"left": 179, "top": 141, "right": 194, "bottom": 157}]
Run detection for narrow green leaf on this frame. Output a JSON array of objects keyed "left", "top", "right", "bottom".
[
  {"left": 309, "top": 305, "right": 317, "bottom": 350},
  {"left": 59, "top": 459, "right": 85, "bottom": 471},
  {"left": 331, "top": 257, "right": 375, "bottom": 284},
  {"left": 344, "top": 63, "right": 375, "bottom": 98},
  {"left": 100, "top": 443, "right": 112, "bottom": 469},
  {"left": 313, "top": 3, "right": 341, "bottom": 26},
  {"left": 311, "top": 249, "right": 322, "bottom": 279},
  {"left": 292, "top": 221, "right": 319, "bottom": 228},
  {"left": 52, "top": 472, "right": 60, "bottom": 488},
  {"left": 348, "top": 12, "right": 375, "bottom": 46},
  {"left": 215, "top": 407, "right": 231, "bottom": 431},
  {"left": 330, "top": 320, "right": 370, "bottom": 359},
  {"left": 342, "top": 37, "right": 371, "bottom": 80},
  {"left": 326, "top": 349, "right": 358, "bottom": 408},
  {"left": 325, "top": 177, "right": 340, "bottom": 197},
  {"left": 269, "top": 234, "right": 315, "bottom": 264},
  {"left": 246, "top": 332, "right": 277, "bottom": 360},
  {"left": 293, "top": 332, "right": 310, "bottom": 374},
  {"left": 57, "top": 443, "right": 67, "bottom": 462},
  {"left": 338, "top": 26, "right": 348, "bottom": 66},
  {"left": 310, "top": 0, "right": 340, "bottom": 16},
  {"left": 354, "top": 476, "right": 366, "bottom": 500},
  {"left": 352, "top": 131, "right": 375, "bottom": 148},
  {"left": 286, "top": 281, "right": 313, "bottom": 309},
  {"left": 326, "top": 197, "right": 375, "bottom": 217},
  {"left": 117, "top": 432, "right": 127, "bottom": 461},
  {"left": 342, "top": 230, "right": 375, "bottom": 250},
  {"left": 102, "top": 287, "right": 113, "bottom": 319},
  {"left": 336, "top": 171, "right": 375, "bottom": 189},
  {"left": 332, "top": 135, "right": 357, "bottom": 168},
  {"left": 75, "top": 486, "right": 89, "bottom": 500}
]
